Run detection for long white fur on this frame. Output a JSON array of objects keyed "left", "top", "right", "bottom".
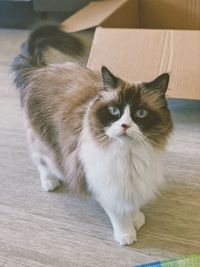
[
  {"left": 28, "top": 102, "right": 165, "bottom": 245},
  {"left": 79, "top": 105, "right": 164, "bottom": 245}
]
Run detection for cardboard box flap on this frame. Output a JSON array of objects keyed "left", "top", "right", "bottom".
[
  {"left": 62, "top": 0, "right": 200, "bottom": 32},
  {"left": 61, "top": 0, "right": 130, "bottom": 32},
  {"left": 88, "top": 28, "right": 200, "bottom": 100},
  {"left": 141, "top": 0, "right": 200, "bottom": 30}
]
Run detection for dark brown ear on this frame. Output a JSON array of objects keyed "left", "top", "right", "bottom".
[
  {"left": 145, "top": 73, "right": 169, "bottom": 95},
  {"left": 101, "top": 66, "right": 119, "bottom": 89}
]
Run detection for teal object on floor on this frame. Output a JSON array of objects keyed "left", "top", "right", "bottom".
[{"left": 135, "top": 254, "right": 200, "bottom": 267}]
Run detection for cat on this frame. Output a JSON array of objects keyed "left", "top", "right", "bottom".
[{"left": 12, "top": 25, "right": 173, "bottom": 246}]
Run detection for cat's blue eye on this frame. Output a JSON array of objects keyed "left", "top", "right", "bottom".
[
  {"left": 135, "top": 109, "right": 148, "bottom": 118},
  {"left": 108, "top": 106, "right": 121, "bottom": 117}
]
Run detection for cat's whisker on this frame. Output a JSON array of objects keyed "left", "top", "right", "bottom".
[
  {"left": 134, "top": 134, "right": 157, "bottom": 150},
  {"left": 143, "top": 135, "right": 164, "bottom": 149},
  {"left": 146, "top": 130, "right": 165, "bottom": 137},
  {"left": 97, "top": 134, "right": 110, "bottom": 147}
]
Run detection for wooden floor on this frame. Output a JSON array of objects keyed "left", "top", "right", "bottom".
[{"left": 0, "top": 29, "right": 200, "bottom": 267}]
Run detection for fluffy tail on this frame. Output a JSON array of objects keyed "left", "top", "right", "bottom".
[{"left": 12, "top": 24, "right": 85, "bottom": 91}]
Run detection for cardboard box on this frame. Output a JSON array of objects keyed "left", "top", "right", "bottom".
[{"left": 62, "top": 0, "right": 200, "bottom": 100}]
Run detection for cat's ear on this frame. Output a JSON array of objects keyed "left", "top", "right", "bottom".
[
  {"left": 145, "top": 73, "right": 169, "bottom": 96},
  {"left": 101, "top": 66, "right": 119, "bottom": 89}
]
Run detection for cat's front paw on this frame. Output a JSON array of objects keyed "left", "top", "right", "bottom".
[
  {"left": 41, "top": 177, "right": 61, "bottom": 192},
  {"left": 114, "top": 230, "right": 137, "bottom": 246},
  {"left": 133, "top": 211, "right": 145, "bottom": 231}
]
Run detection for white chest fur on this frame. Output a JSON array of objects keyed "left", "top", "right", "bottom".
[{"left": 80, "top": 130, "right": 164, "bottom": 215}]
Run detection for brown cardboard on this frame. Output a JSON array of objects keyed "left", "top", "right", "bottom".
[
  {"left": 61, "top": 0, "right": 139, "bottom": 32},
  {"left": 88, "top": 28, "right": 200, "bottom": 100},
  {"left": 62, "top": 0, "right": 200, "bottom": 31},
  {"left": 62, "top": 0, "right": 200, "bottom": 99},
  {"left": 140, "top": 0, "right": 200, "bottom": 30}
]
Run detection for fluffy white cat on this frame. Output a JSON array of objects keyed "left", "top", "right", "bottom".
[{"left": 12, "top": 25, "right": 173, "bottom": 245}]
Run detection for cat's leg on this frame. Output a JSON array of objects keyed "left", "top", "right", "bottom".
[
  {"left": 103, "top": 207, "right": 137, "bottom": 246},
  {"left": 133, "top": 210, "right": 145, "bottom": 231},
  {"left": 26, "top": 126, "right": 62, "bottom": 192},
  {"left": 37, "top": 160, "right": 61, "bottom": 192},
  {"left": 32, "top": 153, "right": 61, "bottom": 192}
]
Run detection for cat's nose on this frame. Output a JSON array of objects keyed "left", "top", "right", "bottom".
[{"left": 121, "top": 123, "right": 130, "bottom": 129}]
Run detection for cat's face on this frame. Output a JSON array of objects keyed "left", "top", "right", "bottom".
[{"left": 88, "top": 67, "right": 173, "bottom": 149}]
